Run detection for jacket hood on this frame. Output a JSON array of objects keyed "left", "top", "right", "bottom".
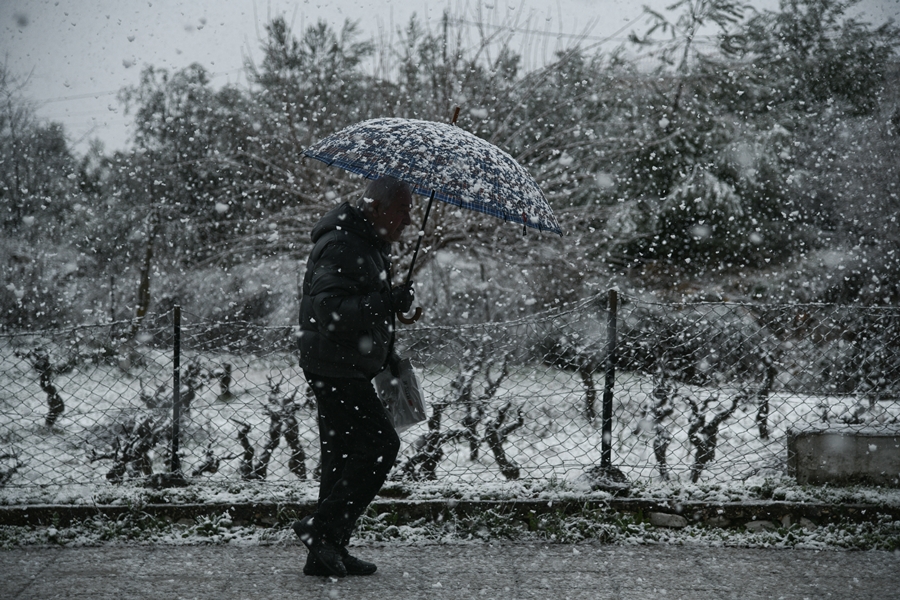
[{"left": 311, "top": 202, "right": 385, "bottom": 249}]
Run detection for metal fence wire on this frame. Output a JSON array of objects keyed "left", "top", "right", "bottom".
[{"left": 1, "top": 292, "right": 898, "bottom": 491}]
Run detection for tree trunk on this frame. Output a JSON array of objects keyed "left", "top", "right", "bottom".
[{"left": 131, "top": 209, "right": 160, "bottom": 338}]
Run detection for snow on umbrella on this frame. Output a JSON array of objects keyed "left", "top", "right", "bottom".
[
  {"left": 303, "top": 116, "right": 561, "bottom": 236},
  {"left": 304, "top": 115, "right": 561, "bottom": 323}
]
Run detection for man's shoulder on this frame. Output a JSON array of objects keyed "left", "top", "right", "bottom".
[
  {"left": 312, "top": 202, "right": 372, "bottom": 240},
  {"left": 314, "top": 227, "right": 368, "bottom": 251},
  {"left": 310, "top": 229, "right": 386, "bottom": 273}
]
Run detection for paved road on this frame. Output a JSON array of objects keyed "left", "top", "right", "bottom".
[{"left": 3, "top": 542, "right": 898, "bottom": 599}]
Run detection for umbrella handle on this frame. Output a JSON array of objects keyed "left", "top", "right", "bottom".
[{"left": 397, "top": 307, "right": 423, "bottom": 325}]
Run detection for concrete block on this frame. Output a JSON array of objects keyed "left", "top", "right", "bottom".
[
  {"left": 799, "top": 517, "right": 818, "bottom": 532},
  {"left": 649, "top": 512, "right": 687, "bottom": 528},
  {"left": 705, "top": 516, "right": 731, "bottom": 528},
  {"left": 745, "top": 520, "right": 776, "bottom": 532},
  {"left": 787, "top": 428, "right": 900, "bottom": 487}
]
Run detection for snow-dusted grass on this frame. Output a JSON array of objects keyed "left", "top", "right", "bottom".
[
  {"left": 3, "top": 473, "right": 900, "bottom": 513},
  {"left": 2, "top": 492, "right": 898, "bottom": 551},
  {"left": 352, "top": 505, "right": 900, "bottom": 552}
]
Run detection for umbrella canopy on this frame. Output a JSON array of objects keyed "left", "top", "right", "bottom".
[{"left": 303, "top": 117, "right": 561, "bottom": 236}]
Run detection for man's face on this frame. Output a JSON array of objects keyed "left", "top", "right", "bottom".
[{"left": 371, "top": 190, "right": 412, "bottom": 243}]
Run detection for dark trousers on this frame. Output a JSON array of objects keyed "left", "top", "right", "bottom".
[{"left": 303, "top": 371, "right": 401, "bottom": 545}]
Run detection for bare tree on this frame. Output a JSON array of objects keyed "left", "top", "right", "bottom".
[
  {"left": 450, "top": 345, "right": 484, "bottom": 460},
  {"left": 191, "top": 443, "right": 222, "bottom": 477},
  {"left": 16, "top": 348, "right": 74, "bottom": 427},
  {"left": 542, "top": 337, "right": 603, "bottom": 424},
  {"left": 397, "top": 396, "right": 465, "bottom": 481},
  {"left": 89, "top": 414, "right": 169, "bottom": 483},
  {"left": 232, "top": 376, "right": 306, "bottom": 480},
  {"left": 755, "top": 353, "right": 778, "bottom": 440},
  {"left": 636, "top": 378, "right": 676, "bottom": 481},
  {"left": 484, "top": 400, "right": 524, "bottom": 480},
  {"left": 128, "top": 208, "right": 160, "bottom": 338},
  {"left": 686, "top": 392, "right": 743, "bottom": 483},
  {"left": 212, "top": 363, "right": 233, "bottom": 400},
  {"left": 450, "top": 344, "right": 511, "bottom": 460},
  {"left": 0, "top": 452, "right": 22, "bottom": 486},
  {"left": 400, "top": 342, "right": 515, "bottom": 480},
  {"left": 139, "top": 361, "right": 205, "bottom": 415}
]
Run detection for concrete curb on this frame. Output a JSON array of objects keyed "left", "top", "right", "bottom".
[{"left": 1, "top": 498, "right": 897, "bottom": 529}]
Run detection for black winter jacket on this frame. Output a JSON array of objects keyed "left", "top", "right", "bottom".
[{"left": 298, "top": 202, "right": 395, "bottom": 379}]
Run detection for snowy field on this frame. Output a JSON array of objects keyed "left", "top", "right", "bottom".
[{"left": 3, "top": 337, "right": 898, "bottom": 503}]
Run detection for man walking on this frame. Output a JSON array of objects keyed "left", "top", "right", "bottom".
[{"left": 294, "top": 175, "right": 414, "bottom": 577}]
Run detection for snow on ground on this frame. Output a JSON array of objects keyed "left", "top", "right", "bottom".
[
  {"left": 2, "top": 336, "right": 899, "bottom": 554},
  {"left": 2, "top": 340, "right": 899, "bottom": 497}
]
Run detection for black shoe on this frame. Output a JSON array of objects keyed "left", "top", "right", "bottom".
[
  {"left": 342, "top": 552, "right": 377, "bottom": 575},
  {"left": 304, "top": 550, "right": 377, "bottom": 576},
  {"left": 293, "top": 517, "right": 347, "bottom": 578}
]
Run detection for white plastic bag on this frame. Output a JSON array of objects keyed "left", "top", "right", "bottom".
[{"left": 374, "top": 358, "right": 427, "bottom": 432}]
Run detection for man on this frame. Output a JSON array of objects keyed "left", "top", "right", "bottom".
[{"left": 294, "top": 175, "right": 414, "bottom": 577}]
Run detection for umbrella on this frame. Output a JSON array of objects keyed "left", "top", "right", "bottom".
[{"left": 304, "top": 114, "right": 561, "bottom": 321}]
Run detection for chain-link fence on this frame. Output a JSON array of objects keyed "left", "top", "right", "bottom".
[{"left": 2, "top": 292, "right": 898, "bottom": 492}]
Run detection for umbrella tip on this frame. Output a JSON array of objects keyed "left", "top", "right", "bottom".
[{"left": 451, "top": 106, "right": 460, "bottom": 126}]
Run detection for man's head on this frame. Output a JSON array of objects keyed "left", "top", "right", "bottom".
[{"left": 358, "top": 176, "right": 413, "bottom": 243}]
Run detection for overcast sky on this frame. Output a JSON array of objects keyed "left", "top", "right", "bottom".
[{"left": 2, "top": 0, "right": 897, "bottom": 152}]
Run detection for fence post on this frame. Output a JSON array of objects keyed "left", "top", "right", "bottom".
[
  {"left": 148, "top": 305, "right": 187, "bottom": 488},
  {"left": 586, "top": 289, "right": 630, "bottom": 490},
  {"left": 601, "top": 289, "right": 617, "bottom": 470}
]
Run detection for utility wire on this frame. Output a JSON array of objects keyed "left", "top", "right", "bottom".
[
  {"left": 448, "top": 17, "right": 722, "bottom": 45},
  {"left": 41, "top": 90, "right": 119, "bottom": 104},
  {"left": 33, "top": 68, "right": 245, "bottom": 106},
  {"left": 449, "top": 17, "right": 633, "bottom": 44}
]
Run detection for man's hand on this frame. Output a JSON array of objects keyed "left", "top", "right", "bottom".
[
  {"left": 391, "top": 282, "right": 415, "bottom": 313},
  {"left": 388, "top": 352, "right": 402, "bottom": 377}
]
